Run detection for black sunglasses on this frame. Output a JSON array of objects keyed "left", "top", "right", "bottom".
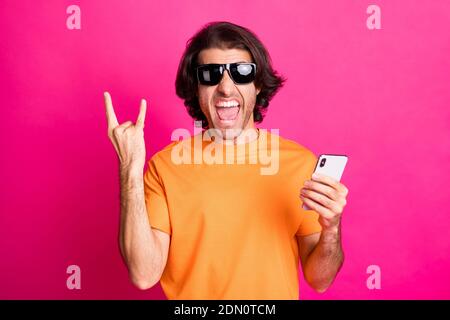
[{"left": 196, "top": 63, "right": 257, "bottom": 86}]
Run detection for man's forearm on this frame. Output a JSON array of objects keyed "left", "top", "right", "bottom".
[
  {"left": 303, "top": 225, "right": 344, "bottom": 293},
  {"left": 119, "top": 166, "right": 162, "bottom": 288}
]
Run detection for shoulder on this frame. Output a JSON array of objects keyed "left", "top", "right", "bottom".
[
  {"left": 147, "top": 140, "right": 182, "bottom": 165},
  {"left": 268, "top": 130, "right": 317, "bottom": 163},
  {"left": 146, "top": 134, "right": 197, "bottom": 167}
]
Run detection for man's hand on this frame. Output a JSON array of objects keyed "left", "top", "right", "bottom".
[
  {"left": 300, "top": 173, "right": 349, "bottom": 231},
  {"left": 104, "top": 92, "right": 169, "bottom": 290},
  {"left": 299, "top": 173, "right": 348, "bottom": 292},
  {"left": 104, "top": 91, "right": 147, "bottom": 173}
]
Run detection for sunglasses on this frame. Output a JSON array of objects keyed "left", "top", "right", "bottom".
[{"left": 196, "top": 63, "right": 257, "bottom": 86}]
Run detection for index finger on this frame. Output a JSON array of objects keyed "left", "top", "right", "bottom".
[{"left": 104, "top": 91, "right": 119, "bottom": 129}]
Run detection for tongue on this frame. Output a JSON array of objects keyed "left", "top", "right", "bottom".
[{"left": 217, "top": 107, "right": 239, "bottom": 120}]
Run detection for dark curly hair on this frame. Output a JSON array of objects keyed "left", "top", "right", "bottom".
[{"left": 175, "top": 21, "right": 286, "bottom": 128}]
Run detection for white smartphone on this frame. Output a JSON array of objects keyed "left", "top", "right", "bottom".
[{"left": 302, "top": 154, "right": 348, "bottom": 210}]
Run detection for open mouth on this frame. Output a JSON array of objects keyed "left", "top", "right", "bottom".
[{"left": 215, "top": 100, "right": 241, "bottom": 123}]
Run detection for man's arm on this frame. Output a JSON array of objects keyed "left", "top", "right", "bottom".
[
  {"left": 104, "top": 91, "right": 170, "bottom": 290},
  {"left": 299, "top": 172, "right": 349, "bottom": 293},
  {"left": 119, "top": 168, "right": 170, "bottom": 290},
  {"left": 297, "top": 228, "right": 344, "bottom": 293}
]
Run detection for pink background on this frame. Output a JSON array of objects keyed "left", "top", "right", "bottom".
[{"left": 1, "top": 0, "right": 449, "bottom": 299}]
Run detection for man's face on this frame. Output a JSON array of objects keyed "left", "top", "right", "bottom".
[{"left": 197, "top": 48, "right": 261, "bottom": 140}]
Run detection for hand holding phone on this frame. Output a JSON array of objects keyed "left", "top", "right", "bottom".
[{"left": 302, "top": 154, "right": 348, "bottom": 210}]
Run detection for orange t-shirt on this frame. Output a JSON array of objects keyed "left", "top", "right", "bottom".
[{"left": 143, "top": 129, "right": 322, "bottom": 299}]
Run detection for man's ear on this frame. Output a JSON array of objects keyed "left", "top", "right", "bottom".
[{"left": 256, "top": 87, "right": 261, "bottom": 95}]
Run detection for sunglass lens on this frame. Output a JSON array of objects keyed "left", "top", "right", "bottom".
[
  {"left": 231, "top": 63, "right": 256, "bottom": 84},
  {"left": 198, "top": 65, "right": 222, "bottom": 85}
]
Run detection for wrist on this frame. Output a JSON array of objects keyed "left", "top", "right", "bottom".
[
  {"left": 120, "top": 163, "right": 143, "bottom": 177},
  {"left": 120, "top": 166, "right": 143, "bottom": 187},
  {"left": 322, "top": 225, "right": 339, "bottom": 234},
  {"left": 320, "top": 224, "right": 341, "bottom": 243}
]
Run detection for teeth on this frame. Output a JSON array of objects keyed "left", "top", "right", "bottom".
[{"left": 216, "top": 101, "right": 240, "bottom": 108}]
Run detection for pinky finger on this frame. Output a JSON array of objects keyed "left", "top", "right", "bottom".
[{"left": 136, "top": 99, "right": 147, "bottom": 128}]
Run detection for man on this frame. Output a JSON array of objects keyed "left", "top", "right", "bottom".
[{"left": 104, "top": 21, "right": 349, "bottom": 299}]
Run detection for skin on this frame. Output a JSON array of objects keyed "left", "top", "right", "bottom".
[
  {"left": 299, "top": 173, "right": 349, "bottom": 292},
  {"left": 104, "top": 47, "right": 349, "bottom": 293},
  {"left": 104, "top": 92, "right": 169, "bottom": 289},
  {"left": 197, "top": 48, "right": 261, "bottom": 141}
]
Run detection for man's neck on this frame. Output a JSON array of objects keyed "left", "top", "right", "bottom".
[{"left": 232, "top": 127, "right": 259, "bottom": 145}]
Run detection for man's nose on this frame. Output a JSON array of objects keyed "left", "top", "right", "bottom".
[{"left": 216, "top": 70, "right": 235, "bottom": 95}]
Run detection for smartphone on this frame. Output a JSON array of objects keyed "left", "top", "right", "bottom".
[{"left": 302, "top": 154, "right": 348, "bottom": 210}]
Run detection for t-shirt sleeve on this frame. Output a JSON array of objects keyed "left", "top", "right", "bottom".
[
  {"left": 143, "top": 156, "right": 172, "bottom": 235},
  {"left": 296, "top": 152, "right": 323, "bottom": 237},
  {"left": 296, "top": 210, "right": 322, "bottom": 236}
]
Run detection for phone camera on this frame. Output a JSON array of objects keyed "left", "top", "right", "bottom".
[{"left": 319, "top": 158, "right": 326, "bottom": 168}]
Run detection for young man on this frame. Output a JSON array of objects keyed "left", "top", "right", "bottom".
[{"left": 104, "top": 21, "right": 349, "bottom": 299}]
